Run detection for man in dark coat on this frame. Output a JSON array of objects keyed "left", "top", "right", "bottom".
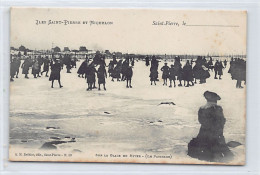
[
  {"left": 49, "top": 59, "right": 63, "bottom": 88},
  {"left": 174, "top": 56, "right": 183, "bottom": 86},
  {"left": 145, "top": 55, "right": 150, "bottom": 66},
  {"left": 214, "top": 60, "right": 219, "bottom": 79},
  {"left": 41, "top": 56, "right": 50, "bottom": 77},
  {"left": 125, "top": 65, "right": 133, "bottom": 88},
  {"left": 188, "top": 91, "right": 233, "bottom": 162},
  {"left": 161, "top": 63, "right": 170, "bottom": 86},
  {"left": 168, "top": 64, "right": 176, "bottom": 87},
  {"left": 10, "top": 56, "right": 16, "bottom": 81}
]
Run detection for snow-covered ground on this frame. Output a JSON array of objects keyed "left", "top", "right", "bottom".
[{"left": 9, "top": 59, "right": 246, "bottom": 164}]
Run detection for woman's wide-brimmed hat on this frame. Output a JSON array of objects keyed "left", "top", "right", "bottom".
[{"left": 203, "top": 91, "right": 221, "bottom": 101}]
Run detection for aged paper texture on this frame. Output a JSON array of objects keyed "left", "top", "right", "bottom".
[{"left": 9, "top": 8, "right": 246, "bottom": 165}]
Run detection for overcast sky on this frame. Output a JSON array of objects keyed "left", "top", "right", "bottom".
[{"left": 11, "top": 8, "right": 247, "bottom": 55}]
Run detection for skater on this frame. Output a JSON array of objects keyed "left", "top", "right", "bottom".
[
  {"left": 64, "top": 54, "right": 72, "bottom": 73},
  {"left": 97, "top": 64, "right": 107, "bottom": 91},
  {"left": 174, "top": 56, "right": 183, "bottom": 86},
  {"left": 224, "top": 59, "right": 227, "bottom": 68},
  {"left": 217, "top": 61, "right": 224, "bottom": 79},
  {"left": 77, "top": 57, "right": 89, "bottom": 78},
  {"left": 14, "top": 56, "right": 21, "bottom": 78},
  {"left": 111, "top": 60, "right": 122, "bottom": 82},
  {"left": 10, "top": 56, "right": 16, "bottom": 81},
  {"left": 161, "top": 63, "right": 170, "bottom": 86},
  {"left": 168, "top": 64, "right": 176, "bottom": 87},
  {"left": 86, "top": 62, "right": 97, "bottom": 90},
  {"left": 108, "top": 60, "right": 114, "bottom": 77},
  {"left": 31, "top": 58, "right": 40, "bottom": 78},
  {"left": 21, "top": 57, "right": 31, "bottom": 79},
  {"left": 183, "top": 60, "right": 194, "bottom": 87},
  {"left": 149, "top": 66, "right": 158, "bottom": 85},
  {"left": 126, "top": 64, "right": 133, "bottom": 88},
  {"left": 121, "top": 59, "right": 129, "bottom": 81},
  {"left": 41, "top": 56, "right": 50, "bottom": 77},
  {"left": 214, "top": 60, "right": 219, "bottom": 79},
  {"left": 145, "top": 55, "right": 150, "bottom": 66},
  {"left": 188, "top": 91, "right": 234, "bottom": 162},
  {"left": 49, "top": 59, "right": 63, "bottom": 88}
]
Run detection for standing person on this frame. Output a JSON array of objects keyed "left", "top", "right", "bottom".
[
  {"left": 149, "top": 66, "right": 158, "bottom": 85},
  {"left": 108, "top": 60, "right": 114, "bottom": 77},
  {"left": 145, "top": 55, "right": 150, "bottom": 66},
  {"left": 14, "top": 56, "right": 21, "bottom": 78},
  {"left": 188, "top": 91, "right": 233, "bottom": 162},
  {"left": 183, "top": 60, "right": 194, "bottom": 87},
  {"left": 121, "top": 59, "right": 129, "bottom": 81},
  {"left": 112, "top": 60, "right": 122, "bottom": 82},
  {"left": 126, "top": 65, "right": 133, "bottom": 88},
  {"left": 38, "top": 56, "right": 44, "bottom": 75},
  {"left": 97, "top": 64, "right": 107, "bottom": 91},
  {"left": 32, "top": 58, "right": 40, "bottom": 78},
  {"left": 41, "top": 56, "right": 50, "bottom": 77},
  {"left": 214, "top": 60, "right": 219, "bottom": 79},
  {"left": 217, "top": 61, "right": 224, "bottom": 79},
  {"left": 86, "top": 62, "right": 97, "bottom": 91},
  {"left": 224, "top": 59, "right": 227, "bottom": 68},
  {"left": 168, "top": 64, "right": 176, "bottom": 88},
  {"left": 64, "top": 54, "right": 72, "bottom": 73},
  {"left": 161, "top": 63, "right": 170, "bottom": 86},
  {"left": 207, "top": 57, "right": 214, "bottom": 71},
  {"left": 10, "top": 56, "right": 16, "bottom": 81},
  {"left": 21, "top": 57, "right": 31, "bottom": 79},
  {"left": 49, "top": 59, "right": 63, "bottom": 88},
  {"left": 174, "top": 56, "right": 183, "bottom": 86},
  {"left": 77, "top": 57, "right": 89, "bottom": 78}
]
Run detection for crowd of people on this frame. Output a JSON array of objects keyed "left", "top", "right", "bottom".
[{"left": 10, "top": 52, "right": 246, "bottom": 89}]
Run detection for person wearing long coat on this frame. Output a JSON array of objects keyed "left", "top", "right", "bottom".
[
  {"left": 188, "top": 91, "right": 234, "bottom": 162},
  {"left": 32, "top": 59, "right": 40, "bottom": 78},
  {"left": 183, "top": 60, "right": 194, "bottom": 87},
  {"left": 14, "top": 57, "right": 21, "bottom": 78},
  {"left": 77, "top": 58, "right": 88, "bottom": 78},
  {"left": 174, "top": 58, "right": 183, "bottom": 86},
  {"left": 125, "top": 65, "right": 133, "bottom": 88},
  {"left": 41, "top": 56, "right": 50, "bottom": 77},
  {"left": 10, "top": 57, "right": 16, "bottom": 81},
  {"left": 111, "top": 60, "right": 122, "bottom": 82},
  {"left": 21, "top": 57, "right": 31, "bottom": 78},
  {"left": 49, "top": 59, "right": 63, "bottom": 88},
  {"left": 217, "top": 61, "right": 224, "bottom": 79},
  {"left": 149, "top": 66, "right": 158, "bottom": 85},
  {"left": 161, "top": 63, "right": 170, "bottom": 86},
  {"left": 97, "top": 64, "right": 107, "bottom": 91},
  {"left": 168, "top": 65, "right": 176, "bottom": 88}
]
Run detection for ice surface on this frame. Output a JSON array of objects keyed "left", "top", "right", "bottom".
[{"left": 9, "top": 59, "right": 246, "bottom": 164}]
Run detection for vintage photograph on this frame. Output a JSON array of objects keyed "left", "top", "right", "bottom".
[{"left": 9, "top": 8, "right": 246, "bottom": 165}]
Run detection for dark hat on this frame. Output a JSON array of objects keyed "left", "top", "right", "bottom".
[{"left": 203, "top": 91, "right": 221, "bottom": 101}]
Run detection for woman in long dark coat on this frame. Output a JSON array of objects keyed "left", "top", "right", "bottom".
[
  {"left": 21, "top": 57, "right": 31, "bottom": 79},
  {"left": 149, "top": 66, "right": 158, "bottom": 85},
  {"left": 77, "top": 58, "right": 88, "bottom": 78},
  {"left": 188, "top": 91, "right": 234, "bottom": 162},
  {"left": 49, "top": 59, "right": 63, "bottom": 88},
  {"left": 97, "top": 64, "right": 107, "bottom": 91},
  {"left": 168, "top": 64, "right": 176, "bottom": 87},
  {"left": 183, "top": 60, "right": 194, "bottom": 87},
  {"left": 41, "top": 56, "right": 50, "bottom": 77}
]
